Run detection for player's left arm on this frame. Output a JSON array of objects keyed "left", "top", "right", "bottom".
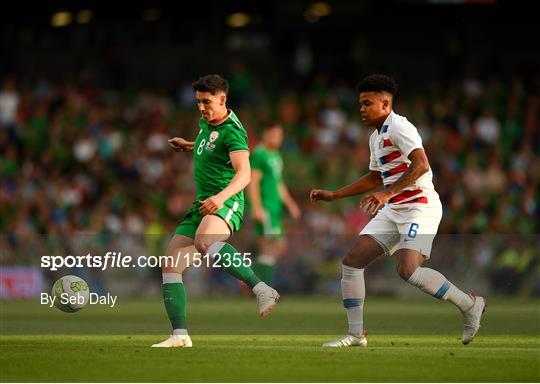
[
  {"left": 360, "top": 148, "right": 429, "bottom": 214},
  {"left": 199, "top": 150, "right": 251, "bottom": 215},
  {"left": 168, "top": 137, "right": 195, "bottom": 152},
  {"left": 279, "top": 183, "right": 301, "bottom": 220}
]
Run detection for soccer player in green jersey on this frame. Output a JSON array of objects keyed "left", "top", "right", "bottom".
[
  {"left": 247, "top": 122, "right": 300, "bottom": 285},
  {"left": 152, "top": 74, "right": 279, "bottom": 348}
]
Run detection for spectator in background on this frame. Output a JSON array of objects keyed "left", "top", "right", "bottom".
[
  {"left": 0, "top": 76, "right": 20, "bottom": 144},
  {"left": 2, "top": 70, "right": 538, "bottom": 298}
]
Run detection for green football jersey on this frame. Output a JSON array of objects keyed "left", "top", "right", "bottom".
[
  {"left": 193, "top": 110, "right": 249, "bottom": 208},
  {"left": 250, "top": 145, "right": 283, "bottom": 211}
]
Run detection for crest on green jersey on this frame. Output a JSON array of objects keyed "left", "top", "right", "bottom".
[{"left": 209, "top": 131, "right": 220, "bottom": 143}]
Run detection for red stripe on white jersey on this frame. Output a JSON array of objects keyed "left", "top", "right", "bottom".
[
  {"left": 381, "top": 150, "right": 401, "bottom": 164},
  {"left": 389, "top": 189, "right": 423, "bottom": 203},
  {"left": 394, "top": 196, "right": 428, "bottom": 205},
  {"left": 383, "top": 163, "right": 408, "bottom": 178}
]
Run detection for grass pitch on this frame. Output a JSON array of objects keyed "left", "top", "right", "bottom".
[{"left": 1, "top": 296, "right": 539, "bottom": 382}]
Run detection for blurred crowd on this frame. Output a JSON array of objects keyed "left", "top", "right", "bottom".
[{"left": 1, "top": 70, "right": 539, "bottom": 295}]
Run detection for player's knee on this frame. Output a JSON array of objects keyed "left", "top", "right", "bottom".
[
  {"left": 193, "top": 237, "right": 210, "bottom": 255},
  {"left": 343, "top": 251, "right": 359, "bottom": 268},
  {"left": 397, "top": 264, "right": 417, "bottom": 281}
]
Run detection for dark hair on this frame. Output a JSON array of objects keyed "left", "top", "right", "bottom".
[
  {"left": 356, "top": 74, "right": 398, "bottom": 96},
  {"left": 262, "top": 121, "right": 282, "bottom": 131},
  {"left": 192, "top": 74, "right": 229, "bottom": 95}
]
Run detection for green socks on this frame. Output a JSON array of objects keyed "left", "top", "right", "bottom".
[
  {"left": 161, "top": 242, "right": 263, "bottom": 333},
  {"left": 208, "top": 242, "right": 262, "bottom": 288},
  {"left": 162, "top": 273, "right": 187, "bottom": 331},
  {"left": 254, "top": 262, "right": 274, "bottom": 285}
]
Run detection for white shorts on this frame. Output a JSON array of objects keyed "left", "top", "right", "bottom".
[{"left": 359, "top": 203, "right": 442, "bottom": 259}]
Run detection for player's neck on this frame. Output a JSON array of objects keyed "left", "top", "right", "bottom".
[
  {"left": 375, "top": 111, "right": 392, "bottom": 132},
  {"left": 208, "top": 109, "right": 230, "bottom": 125},
  {"left": 263, "top": 143, "right": 278, "bottom": 152}
]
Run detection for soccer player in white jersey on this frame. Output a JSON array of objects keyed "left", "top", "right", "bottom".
[{"left": 310, "top": 74, "right": 487, "bottom": 347}]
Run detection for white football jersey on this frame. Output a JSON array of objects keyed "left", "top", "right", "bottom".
[{"left": 368, "top": 111, "right": 440, "bottom": 208}]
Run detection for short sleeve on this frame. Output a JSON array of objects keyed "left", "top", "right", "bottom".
[
  {"left": 368, "top": 132, "right": 379, "bottom": 171},
  {"left": 391, "top": 121, "right": 423, "bottom": 158},
  {"left": 223, "top": 125, "right": 249, "bottom": 153},
  {"left": 250, "top": 150, "right": 264, "bottom": 171}
]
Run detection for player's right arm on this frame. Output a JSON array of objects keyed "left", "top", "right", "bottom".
[
  {"left": 168, "top": 137, "right": 195, "bottom": 152},
  {"left": 247, "top": 169, "right": 266, "bottom": 222},
  {"left": 310, "top": 171, "right": 383, "bottom": 202}
]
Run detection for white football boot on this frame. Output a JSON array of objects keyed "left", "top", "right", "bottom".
[
  {"left": 151, "top": 334, "right": 192, "bottom": 348},
  {"left": 253, "top": 282, "right": 280, "bottom": 317},
  {"left": 322, "top": 331, "right": 368, "bottom": 347},
  {"left": 462, "top": 293, "right": 487, "bottom": 345}
]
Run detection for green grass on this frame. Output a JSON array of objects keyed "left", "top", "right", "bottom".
[{"left": 1, "top": 296, "right": 539, "bottom": 382}]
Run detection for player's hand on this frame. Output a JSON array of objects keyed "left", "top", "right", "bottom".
[
  {"left": 168, "top": 137, "right": 194, "bottom": 152},
  {"left": 252, "top": 206, "right": 266, "bottom": 223},
  {"left": 199, "top": 195, "right": 225, "bottom": 215},
  {"left": 360, "top": 190, "right": 392, "bottom": 215},
  {"left": 288, "top": 203, "right": 301, "bottom": 221},
  {"left": 310, "top": 189, "right": 335, "bottom": 203}
]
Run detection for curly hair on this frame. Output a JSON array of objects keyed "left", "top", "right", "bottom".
[
  {"left": 356, "top": 74, "right": 398, "bottom": 96},
  {"left": 192, "top": 74, "right": 229, "bottom": 95}
]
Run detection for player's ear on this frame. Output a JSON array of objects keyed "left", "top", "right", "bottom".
[
  {"left": 382, "top": 97, "right": 390, "bottom": 111},
  {"left": 220, "top": 94, "right": 226, "bottom": 106}
]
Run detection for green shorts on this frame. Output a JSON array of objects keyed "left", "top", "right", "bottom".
[
  {"left": 175, "top": 199, "right": 244, "bottom": 238},
  {"left": 255, "top": 207, "right": 283, "bottom": 237}
]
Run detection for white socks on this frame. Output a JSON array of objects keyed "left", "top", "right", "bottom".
[
  {"left": 341, "top": 265, "right": 365, "bottom": 336},
  {"left": 339, "top": 264, "right": 474, "bottom": 337},
  {"left": 407, "top": 267, "right": 474, "bottom": 311},
  {"left": 162, "top": 273, "right": 183, "bottom": 284}
]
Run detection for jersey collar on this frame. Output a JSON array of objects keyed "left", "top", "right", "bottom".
[
  {"left": 377, "top": 111, "right": 395, "bottom": 134},
  {"left": 208, "top": 109, "right": 232, "bottom": 126}
]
